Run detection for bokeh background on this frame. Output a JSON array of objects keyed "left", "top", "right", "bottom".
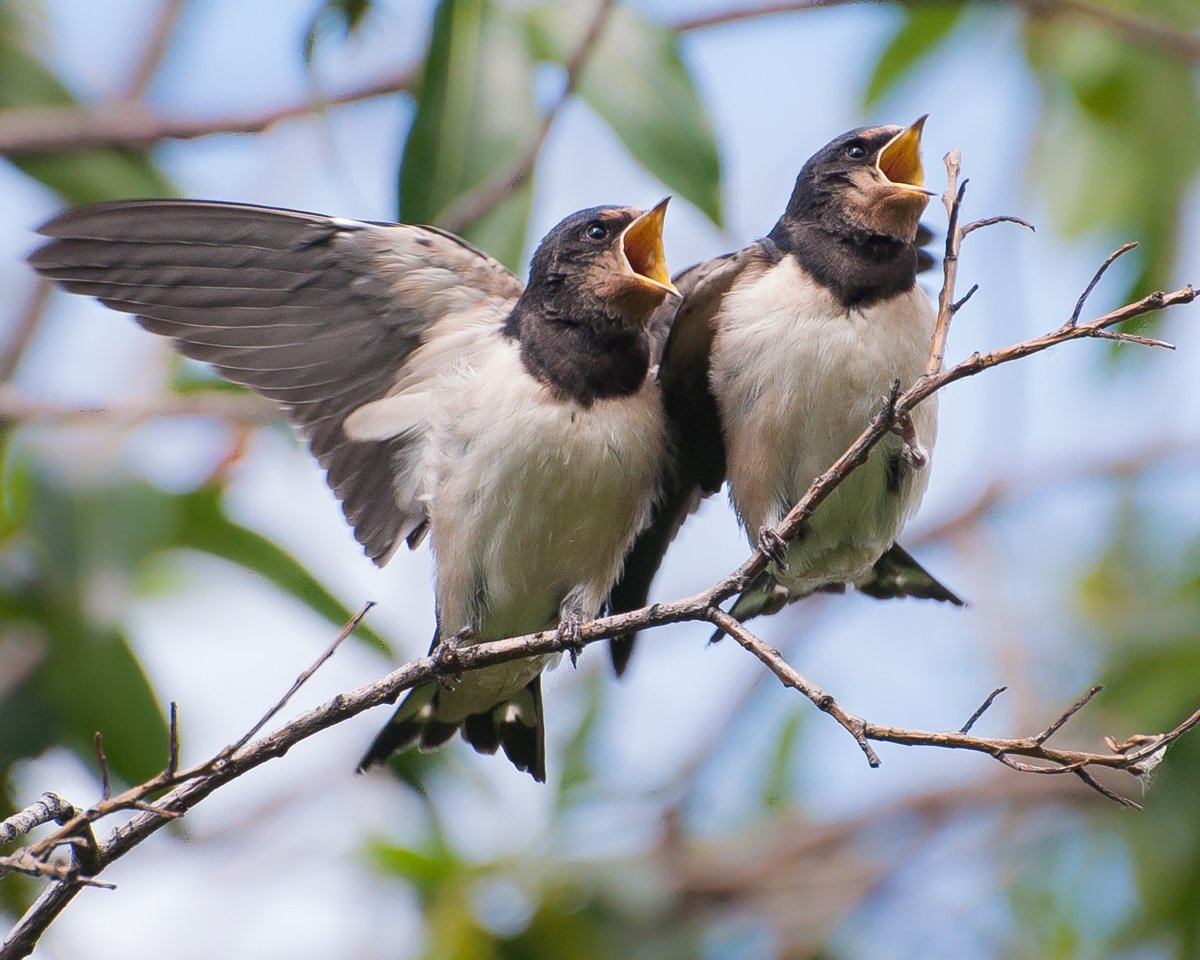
[{"left": 2, "top": 0, "right": 1199, "bottom": 957}]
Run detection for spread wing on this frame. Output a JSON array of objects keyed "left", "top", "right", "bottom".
[
  {"left": 29, "top": 199, "right": 523, "bottom": 564},
  {"left": 607, "top": 242, "right": 780, "bottom": 674}
]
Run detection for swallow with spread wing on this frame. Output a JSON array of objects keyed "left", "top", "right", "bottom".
[{"left": 31, "top": 197, "right": 679, "bottom": 780}]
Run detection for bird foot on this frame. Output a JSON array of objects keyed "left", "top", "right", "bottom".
[
  {"left": 758, "top": 527, "right": 790, "bottom": 571},
  {"left": 556, "top": 617, "right": 586, "bottom": 668},
  {"left": 888, "top": 409, "right": 928, "bottom": 469},
  {"left": 431, "top": 625, "right": 474, "bottom": 689}
]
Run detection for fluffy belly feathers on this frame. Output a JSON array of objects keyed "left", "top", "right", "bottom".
[
  {"left": 711, "top": 259, "right": 937, "bottom": 590},
  {"left": 423, "top": 345, "right": 665, "bottom": 717}
]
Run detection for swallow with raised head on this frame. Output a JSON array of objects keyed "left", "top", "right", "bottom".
[
  {"left": 30, "top": 197, "right": 679, "bottom": 780},
  {"left": 609, "top": 118, "right": 962, "bottom": 673}
]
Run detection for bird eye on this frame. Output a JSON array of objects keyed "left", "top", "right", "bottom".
[
  {"left": 585, "top": 223, "right": 608, "bottom": 241},
  {"left": 845, "top": 144, "right": 867, "bottom": 160}
]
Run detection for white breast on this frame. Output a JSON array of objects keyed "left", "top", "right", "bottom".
[
  {"left": 710, "top": 257, "right": 937, "bottom": 590},
  {"left": 422, "top": 342, "right": 666, "bottom": 718}
]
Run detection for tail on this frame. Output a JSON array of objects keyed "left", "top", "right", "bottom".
[
  {"left": 856, "top": 543, "right": 965, "bottom": 606},
  {"left": 710, "top": 543, "right": 964, "bottom": 640},
  {"left": 356, "top": 677, "right": 546, "bottom": 782}
]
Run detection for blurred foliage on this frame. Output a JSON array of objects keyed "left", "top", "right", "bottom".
[
  {"left": 1, "top": 0, "right": 1199, "bottom": 957},
  {"left": 866, "top": 0, "right": 1200, "bottom": 328},
  {"left": 0, "top": 5, "right": 173, "bottom": 203},
  {"left": 399, "top": 0, "right": 540, "bottom": 269},
  {"left": 526, "top": 1, "right": 724, "bottom": 227}
]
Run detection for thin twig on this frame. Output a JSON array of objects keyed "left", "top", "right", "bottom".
[
  {"left": 960, "top": 686, "right": 1008, "bottom": 733},
  {"left": 673, "top": 0, "right": 1200, "bottom": 65},
  {"left": 0, "top": 795, "right": 75, "bottom": 847},
  {"left": 224, "top": 602, "right": 374, "bottom": 756},
  {"left": 0, "top": 68, "right": 415, "bottom": 156},
  {"left": 0, "top": 279, "right": 52, "bottom": 383},
  {"left": 708, "top": 608, "right": 881, "bottom": 767},
  {"left": 1035, "top": 685, "right": 1103, "bottom": 744},
  {"left": 167, "top": 702, "right": 180, "bottom": 778},
  {"left": 0, "top": 387, "right": 279, "bottom": 427},
  {"left": 124, "top": 0, "right": 188, "bottom": 98},
  {"left": 926, "top": 153, "right": 965, "bottom": 376},
  {"left": 92, "top": 734, "right": 110, "bottom": 802},
  {"left": 1071, "top": 242, "right": 1138, "bottom": 325},
  {"left": 437, "top": 0, "right": 616, "bottom": 233}
]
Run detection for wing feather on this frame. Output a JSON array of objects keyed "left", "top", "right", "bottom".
[{"left": 30, "top": 199, "right": 523, "bottom": 563}]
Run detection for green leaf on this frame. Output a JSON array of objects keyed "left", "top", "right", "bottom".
[
  {"left": 1023, "top": 15, "right": 1200, "bottom": 330},
  {"left": 526, "top": 2, "right": 724, "bottom": 227},
  {"left": 865, "top": 4, "right": 966, "bottom": 106},
  {"left": 399, "top": 0, "right": 539, "bottom": 269},
  {"left": 0, "top": 14, "right": 174, "bottom": 203},
  {"left": 0, "top": 474, "right": 169, "bottom": 783},
  {"left": 174, "top": 486, "right": 392, "bottom": 654}
]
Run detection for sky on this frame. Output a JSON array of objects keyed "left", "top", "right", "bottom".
[{"left": 2, "top": 1, "right": 1199, "bottom": 958}]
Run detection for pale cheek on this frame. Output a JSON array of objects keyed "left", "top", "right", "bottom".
[
  {"left": 864, "top": 191, "right": 929, "bottom": 239},
  {"left": 592, "top": 273, "right": 668, "bottom": 317}
]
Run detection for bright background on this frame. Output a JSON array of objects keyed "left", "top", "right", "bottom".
[{"left": 2, "top": 1, "right": 1199, "bottom": 957}]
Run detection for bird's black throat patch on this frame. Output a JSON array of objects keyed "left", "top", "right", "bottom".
[
  {"left": 770, "top": 221, "right": 918, "bottom": 310},
  {"left": 504, "top": 303, "right": 651, "bottom": 406}
]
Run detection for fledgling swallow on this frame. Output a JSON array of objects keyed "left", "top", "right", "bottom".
[
  {"left": 29, "top": 197, "right": 679, "bottom": 780},
  {"left": 609, "top": 118, "right": 962, "bottom": 673}
]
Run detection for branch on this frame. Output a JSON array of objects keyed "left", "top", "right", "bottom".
[
  {"left": 0, "top": 386, "right": 279, "bottom": 427},
  {"left": 123, "top": 0, "right": 188, "bottom": 99},
  {"left": 673, "top": 0, "right": 1200, "bottom": 64},
  {"left": 437, "top": 0, "right": 616, "bottom": 234},
  {"left": 0, "top": 68, "right": 415, "bottom": 157}
]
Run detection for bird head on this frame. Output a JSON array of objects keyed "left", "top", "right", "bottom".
[
  {"left": 523, "top": 199, "right": 679, "bottom": 329},
  {"left": 780, "top": 117, "right": 934, "bottom": 243}
]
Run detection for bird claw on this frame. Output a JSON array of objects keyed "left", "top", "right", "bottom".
[
  {"left": 556, "top": 617, "right": 585, "bottom": 668},
  {"left": 431, "top": 625, "right": 473, "bottom": 689},
  {"left": 889, "top": 409, "right": 928, "bottom": 469},
  {"left": 758, "top": 527, "right": 790, "bottom": 571}
]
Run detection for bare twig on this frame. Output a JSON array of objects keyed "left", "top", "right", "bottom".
[
  {"left": 1035, "top": 685, "right": 1104, "bottom": 744},
  {"left": 673, "top": 0, "right": 1200, "bottom": 64},
  {"left": 124, "top": 0, "right": 188, "bottom": 98},
  {"left": 0, "top": 280, "right": 52, "bottom": 383},
  {"left": 0, "top": 795, "right": 75, "bottom": 847},
  {"left": 708, "top": 607, "right": 881, "bottom": 766},
  {"left": 437, "top": 0, "right": 616, "bottom": 233},
  {"left": 960, "top": 686, "right": 1008, "bottom": 734},
  {"left": 926, "top": 154, "right": 965, "bottom": 376},
  {"left": 167, "top": 702, "right": 180, "bottom": 779},
  {"left": 0, "top": 68, "right": 415, "bottom": 157},
  {"left": 224, "top": 601, "right": 375, "bottom": 756},
  {"left": 0, "top": 387, "right": 279, "bottom": 427},
  {"left": 92, "top": 734, "right": 110, "bottom": 802},
  {"left": 1070, "top": 242, "right": 1138, "bottom": 325}
]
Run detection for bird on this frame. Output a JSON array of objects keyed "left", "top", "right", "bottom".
[
  {"left": 29, "top": 197, "right": 680, "bottom": 781},
  {"left": 608, "top": 117, "right": 962, "bottom": 675}
]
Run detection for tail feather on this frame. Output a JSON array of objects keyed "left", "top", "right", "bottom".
[
  {"left": 857, "top": 544, "right": 965, "bottom": 606},
  {"left": 709, "top": 542, "right": 964, "bottom": 641},
  {"left": 496, "top": 677, "right": 546, "bottom": 783},
  {"left": 356, "top": 684, "right": 435, "bottom": 772},
  {"left": 357, "top": 678, "right": 546, "bottom": 782}
]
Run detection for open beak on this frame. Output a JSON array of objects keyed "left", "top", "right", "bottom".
[
  {"left": 877, "top": 115, "right": 935, "bottom": 195},
  {"left": 621, "top": 197, "right": 679, "bottom": 298}
]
